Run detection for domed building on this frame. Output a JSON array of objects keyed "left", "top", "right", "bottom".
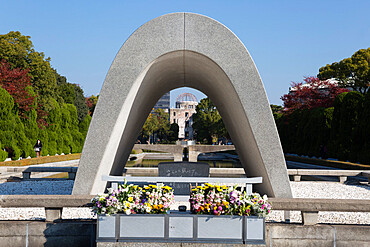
[{"left": 170, "top": 93, "right": 198, "bottom": 140}]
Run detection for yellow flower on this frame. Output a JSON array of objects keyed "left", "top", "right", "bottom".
[{"left": 128, "top": 197, "right": 133, "bottom": 202}]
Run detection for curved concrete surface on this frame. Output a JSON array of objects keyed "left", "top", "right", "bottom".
[{"left": 73, "top": 13, "right": 292, "bottom": 198}]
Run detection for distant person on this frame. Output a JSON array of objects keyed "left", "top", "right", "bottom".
[
  {"left": 34, "top": 139, "right": 42, "bottom": 158},
  {"left": 320, "top": 144, "right": 328, "bottom": 159}
]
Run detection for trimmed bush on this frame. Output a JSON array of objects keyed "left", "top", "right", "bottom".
[
  {"left": 0, "top": 153, "right": 81, "bottom": 166},
  {"left": 0, "top": 141, "right": 8, "bottom": 162}
]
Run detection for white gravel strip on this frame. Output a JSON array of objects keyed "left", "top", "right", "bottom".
[
  {"left": 0, "top": 181, "right": 369, "bottom": 224},
  {"left": 266, "top": 182, "right": 370, "bottom": 224}
]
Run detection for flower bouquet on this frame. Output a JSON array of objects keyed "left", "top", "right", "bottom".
[
  {"left": 91, "top": 182, "right": 174, "bottom": 215},
  {"left": 189, "top": 183, "right": 271, "bottom": 217}
]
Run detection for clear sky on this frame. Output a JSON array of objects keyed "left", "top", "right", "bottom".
[{"left": 1, "top": 0, "right": 369, "bottom": 106}]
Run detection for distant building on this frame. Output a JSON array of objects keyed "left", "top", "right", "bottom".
[
  {"left": 170, "top": 93, "right": 198, "bottom": 140},
  {"left": 153, "top": 92, "right": 170, "bottom": 113}
]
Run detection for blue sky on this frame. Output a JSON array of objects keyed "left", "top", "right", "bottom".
[{"left": 1, "top": 0, "right": 369, "bottom": 106}]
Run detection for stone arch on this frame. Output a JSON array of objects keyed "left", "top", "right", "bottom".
[{"left": 73, "top": 13, "right": 292, "bottom": 198}]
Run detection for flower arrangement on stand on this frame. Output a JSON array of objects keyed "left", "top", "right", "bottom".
[
  {"left": 189, "top": 183, "right": 271, "bottom": 217},
  {"left": 91, "top": 182, "right": 174, "bottom": 215}
]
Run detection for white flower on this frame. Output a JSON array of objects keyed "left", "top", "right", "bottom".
[{"left": 125, "top": 209, "right": 131, "bottom": 215}]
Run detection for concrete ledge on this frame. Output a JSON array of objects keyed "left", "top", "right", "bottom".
[
  {"left": 288, "top": 169, "right": 369, "bottom": 183},
  {"left": 22, "top": 167, "right": 78, "bottom": 179},
  {"left": 0, "top": 219, "right": 369, "bottom": 246},
  {"left": 269, "top": 198, "right": 370, "bottom": 212},
  {"left": 0, "top": 221, "right": 368, "bottom": 247},
  {"left": 123, "top": 167, "right": 369, "bottom": 182},
  {"left": 285, "top": 155, "right": 370, "bottom": 169},
  {"left": 0, "top": 195, "right": 92, "bottom": 207},
  {"left": 0, "top": 221, "right": 94, "bottom": 247}
]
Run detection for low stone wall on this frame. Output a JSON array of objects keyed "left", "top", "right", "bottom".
[
  {"left": 0, "top": 220, "right": 368, "bottom": 247},
  {"left": 0, "top": 220, "right": 95, "bottom": 247}
]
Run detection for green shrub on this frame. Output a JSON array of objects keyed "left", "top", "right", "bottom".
[
  {"left": 11, "top": 145, "right": 20, "bottom": 160},
  {"left": 0, "top": 149, "right": 7, "bottom": 162}
]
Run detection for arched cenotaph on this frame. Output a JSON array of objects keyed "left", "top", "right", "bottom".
[{"left": 72, "top": 13, "right": 292, "bottom": 198}]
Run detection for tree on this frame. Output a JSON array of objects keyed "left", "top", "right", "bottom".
[
  {"left": 142, "top": 111, "right": 159, "bottom": 144},
  {"left": 281, "top": 76, "right": 349, "bottom": 114},
  {"left": 270, "top": 104, "right": 284, "bottom": 120},
  {"left": 0, "top": 31, "right": 58, "bottom": 127},
  {"left": 192, "top": 97, "right": 227, "bottom": 144},
  {"left": 167, "top": 123, "right": 179, "bottom": 143},
  {"left": 86, "top": 95, "right": 99, "bottom": 116},
  {"left": 0, "top": 87, "right": 32, "bottom": 160},
  {"left": 73, "top": 84, "right": 88, "bottom": 122},
  {"left": 318, "top": 48, "right": 370, "bottom": 94},
  {"left": 55, "top": 70, "right": 88, "bottom": 122},
  {"left": 0, "top": 31, "right": 57, "bottom": 99},
  {"left": 0, "top": 60, "right": 35, "bottom": 118},
  {"left": 329, "top": 91, "right": 364, "bottom": 162}
]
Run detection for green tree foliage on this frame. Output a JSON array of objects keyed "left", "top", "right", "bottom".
[
  {"left": 192, "top": 97, "right": 227, "bottom": 144},
  {"left": 140, "top": 109, "right": 170, "bottom": 143},
  {"left": 0, "top": 87, "right": 32, "bottom": 160},
  {"left": 54, "top": 70, "right": 88, "bottom": 122},
  {"left": 318, "top": 48, "right": 370, "bottom": 94},
  {"left": 167, "top": 123, "right": 179, "bottom": 143},
  {"left": 0, "top": 31, "right": 58, "bottom": 123},
  {"left": 329, "top": 91, "right": 364, "bottom": 161},
  {"left": 138, "top": 108, "right": 177, "bottom": 144},
  {"left": 58, "top": 82, "right": 75, "bottom": 104},
  {"left": 86, "top": 95, "right": 98, "bottom": 116},
  {"left": 0, "top": 31, "right": 90, "bottom": 159},
  {"left": 277, "top": 91, "right": 370, "bottom": 164},
  {"left": 277, "top": 107, "right": 334, "bottom": 157},
  {"left": 357, "top": 92, "right": 370, "bottom": 163},
  {"left": 79, "top": 114, "right": 92, "bottom": 138},
  {"left": 0, "top": 140, "right": 7, "bottom": 162},
  {"left": 73, "top": 84, "right": 88, "bottom": 122},
  {"left": 142, "top": 111, "right": 158, "bottom": 144},
  {"left": 270, "top": 104, "right": 284, "bottom": 120}
]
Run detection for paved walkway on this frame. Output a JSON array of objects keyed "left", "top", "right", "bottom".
[{"left": 0, "top": 159, "right": 79, "bottom": 182}]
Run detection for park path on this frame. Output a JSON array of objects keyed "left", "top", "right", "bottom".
[{"left": 0, "top": 159, "right": 80, "bottom": 182}]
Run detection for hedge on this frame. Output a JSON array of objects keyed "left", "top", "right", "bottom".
[
  {"left": 0, "top": 88, "right": 89, "bottom": 160},
  {"left": 0, "top": 153, "right": 81, "bottom": 167},
  {"left": 277, "top": 91, "right": 370, "bottom": 165}
]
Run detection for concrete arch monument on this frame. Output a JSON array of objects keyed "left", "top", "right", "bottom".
[{"left": 73, "top": 13, "right": 292, "bottom": 198}]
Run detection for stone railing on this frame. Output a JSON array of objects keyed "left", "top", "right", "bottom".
[
  {"left": 102, "top": 175, "right": 263, "bottom": 195},
  {"left": 0, "top": 195, "right": 92, "bottom": 221},
  {"left": 1, "top": 195, "right": 370, "bottom": 225},
  {"left": 287, "top": 169, "right": 370, "bottom": 183},
  {"left": 269, "top": 198, "right": 370, "bottom": 225},
  {"left": 123, "top": 167, "right": 370, "bottom": 182}
]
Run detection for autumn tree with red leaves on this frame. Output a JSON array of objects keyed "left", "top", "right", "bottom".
[
  {"left": 281, "top": 76, "right": 349, "bottom": 114},
  {"left": 0, "top": 60, "right": 35, "bottom": 118}
]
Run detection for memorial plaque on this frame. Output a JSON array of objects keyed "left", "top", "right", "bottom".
[{"left": 158, "top": 162, "right": 210, "bottom": 195}]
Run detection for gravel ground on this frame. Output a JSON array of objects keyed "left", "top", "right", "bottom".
[
  {"left": 266, "top": 182, "right": 370, "bottom": 224},
  {"left": 0, "top": 181, "right": 369, "bottom": 224}
]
